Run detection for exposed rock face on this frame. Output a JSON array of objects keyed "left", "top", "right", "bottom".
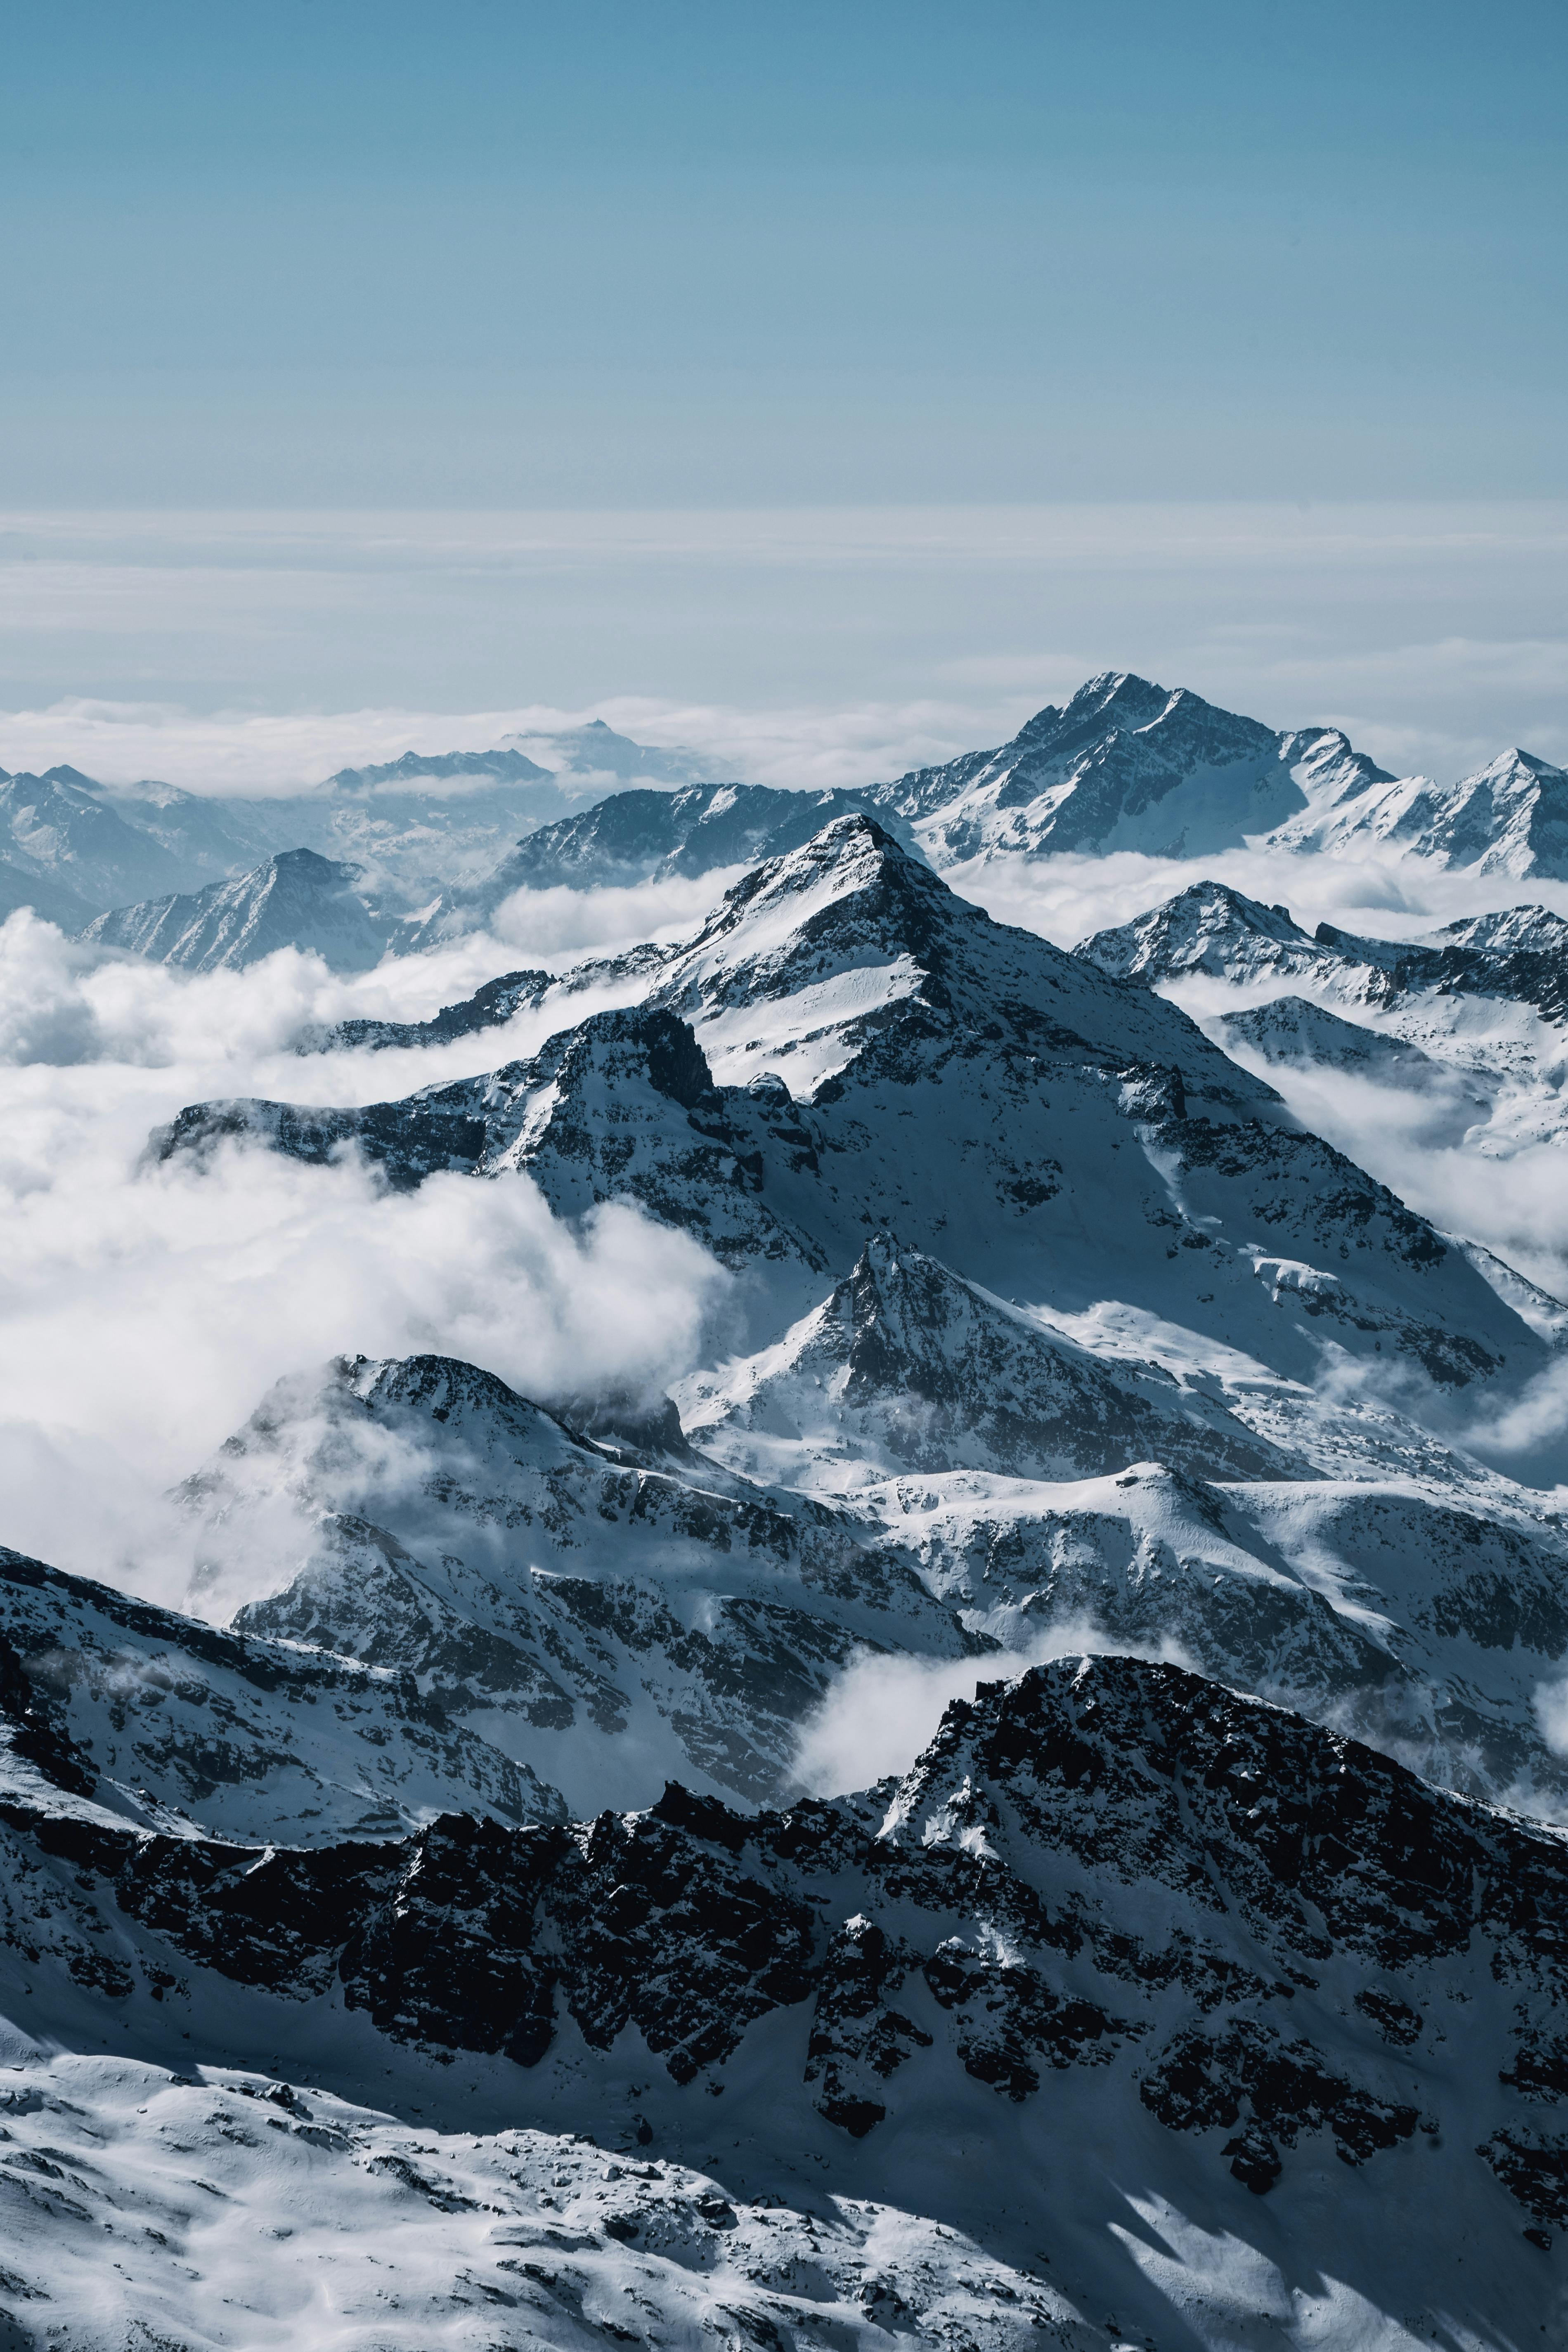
[
  {"left": 4, "top": 1650, "right": 1566, "bottom": 2261},
  {"left": 7, "top": 735, "right": 1568, "bottom": 2344},
  {"left": 298, "top": 966, "right": 554, "bottom": 1054},
  {"left": 680, "top": 1235, "right": 1294, "bottom": 1487},
  {"left": 1078, "top": 880, "right": 1568, "bottom": 1025},
  {"left": 1218, "top": 994, "right": 1448, "bottom": 1082},
  {"left": 863, "top": 673, "right": 1391, "bottom": 864},
  {"left": 1074, "top": 880, "right": 1568, "bottom": 1212},
  {"left": 0, "top": 1540, "right": 567, "bottom": 1844},
  {"left": 177, "top": 1351, "right": 976, "bottom": 1816},
  {"left": 856, "top": 671, "right": 1565, "bottom": 882}
]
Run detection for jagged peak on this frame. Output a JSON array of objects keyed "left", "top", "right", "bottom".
[
  {"left": 260, "top": 845, "right": 359, "bottom": 881},
  {"left": 1074, "top": 879, "right": 1315, "bottom": 972},
  {"left": 1432, "top": 902, "right": 1568, "bottom": 953},
  {"left": 521, "top": 1001, "right": 716, "bottom": 1109},
  {"left": 1461, "top": 745, "right": 1566, "bottom": 789},
  {"left": 693, "top": 810, "right": 930, "bottom": 931},
  {"left": 199, "top": 1349, "right": 601, "bottom": 1492}
]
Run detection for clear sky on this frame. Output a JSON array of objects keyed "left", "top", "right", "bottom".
[{"left": 5, "top": 0, "right": 1565, "bottom": 507}]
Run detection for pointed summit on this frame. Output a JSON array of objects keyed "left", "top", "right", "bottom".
[
  {"left": 1076, "top": 882, "right": 1322, "bottom": 986},
  {"left": 866, "top": 671, "right": 1386, "bottom": 864},
  {"left": 84, "top": 845, "right": 392, "bottom": 972},
  {"left": 681, "top": 1234, "right": 1293, "bottom": 1488}
]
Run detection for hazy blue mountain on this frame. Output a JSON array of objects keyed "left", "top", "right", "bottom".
[{"left": 82, "top": 846, "right": 393, "bottom": 972}]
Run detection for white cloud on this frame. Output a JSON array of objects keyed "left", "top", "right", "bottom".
[
  {"left": 792, "top": 1621, "right": 1198, "bottom": 1795},
  {"left": 947, "top": 844, "right": 1568, "bottom": 956},
  {"left": 0, "top": 914, "right": 731, "bottom": 1599}
]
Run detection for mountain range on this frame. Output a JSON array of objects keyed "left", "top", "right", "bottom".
[
  {"left": 5, "top": 711, "right": 1568, "bottom": 2343},
  {"left": 1076, "top": 882, "right": 1568, "bottom": 1173},
  {"left": 863, "top": 671, "right": 1568, "bottom": 876},
  {"left": 0, "top": 722, "right": 719, "bottom": 956},
  {"left": 5, "top": 674, "right": 1565, "bottom": 974}
]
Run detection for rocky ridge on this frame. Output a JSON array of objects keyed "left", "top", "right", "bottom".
[
  {"left": 1075, "top": 879, "right": 1568, "bottom": 1169},
  {"left": 177, "top": 1351, "right": 975, "bottom": 1818},
  {"left": 1, "top": 1648, "right": 1565, "bottom": 2343}
]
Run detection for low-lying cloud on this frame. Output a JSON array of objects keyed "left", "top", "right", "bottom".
[
  {"left": 949, "top": 842, "right": 1568, "bottom": 955},
  {"left": 0, "top": 912, "right": 732, "bottom": 1601},
  {"left": 793, "top": 1621, "right": 1198, "bottom": 1796}
]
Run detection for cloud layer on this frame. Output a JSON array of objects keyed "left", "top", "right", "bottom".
[
  {"left": 0, "top": 900, "right": 736, "bottom": 1599},
  {"left": 1, "top": 503, "right": 1564, "bottom": 785}
]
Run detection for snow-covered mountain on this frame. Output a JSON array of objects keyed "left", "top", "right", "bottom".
[
  {"left": 500, "top": 715, "right": 721, "bottom": 788},
  {"left": 416, "top": 782, "right": 919, "bottom": 939},
  {"left": 0, "top": 1539, "right": 564, "bottom": 1844},
  {"left": 9, "top": 771, "right": 1568, "bottom": 2343},
  {"left": 863, "top": 672, "right": 1391, "bottom": 865},
  {"left": 1077, "top": 881, "right": 1568, "bottom": 1018},
  {"left": 300, "top": 965, "right": 555, "bottom": 1053},
  {"left": 2, "top": 1644, "right": 1565, "bottom": 2344},
  {"left": 1075, "top": 881, "right": 1568, "bottom": 1164},
  {"left": 82, "top": 847, "right": 395, "bottom": 973},
  {"left": 0, "top": 725, "right": 717, "bottom": 945},
  {"left": 861, "top": 670, "right": 1568, "bottom": 879},
  {"left": 177, "top": 1350, "right": 974, "bottom": 1817},
  {"left": 677, "top": 1235, "right": 1293, "bottom": 1489},
  {"left": 156, "top": 815, "right": 1548, "bottom": 1392},
  {"left": 0, "top": 767, "right": 195, "bottom": 920},
  {"left": 1270, "top": 745, "right": 1568, "bottom": 875}
]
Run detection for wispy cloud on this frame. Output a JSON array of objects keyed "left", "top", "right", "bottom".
[{"left": 0, "top": 910, "right": 732, "bottom": 1592}]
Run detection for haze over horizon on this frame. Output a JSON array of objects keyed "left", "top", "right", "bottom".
[{"left": 2, "top": 1, "right": 1563, "bottom": 767}]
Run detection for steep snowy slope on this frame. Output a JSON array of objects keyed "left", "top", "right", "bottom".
[
  {"left": 0, "top": 1542, "right": 564, "bottom": 1842},
  {"left": 1216, "top": 995, "right": 1451, "bottom": 1083},
  {"left": 1, "top": 1653, "right": 1564, "bottom": 2346},
  {"left": 858, "top": 670, "right": 1567, "bottom": 880},
  {"left": 177, "top": 1352, "right": 974, "bottom": 1816},
  {"left": 850, "top": 1459, "right": 1568, "bottom": 1813},
  {"left": 1272, "top": 745, "right": 1568, "bottom": 876},
  {"left": 156, "top": 816, "right": 1549, "bottom": 1391},
  {"left": 672, "top": 1238, "right": 1568, "bottom": 1813},
  {"left": 863, "top": 672, "right": 1391, "bottom": 865},
  {"left": 1078, "top": 882, "right": 1568, "bottom": 1022},
  {"left": 1076, "top": 882, "right": 1341, "bottom": 990},
  {"left": 82, "top": 847, "right": 394, "bottom": 972},
  {"left": 678, "top": 1235, "right": 1296, "bottom": 1489},
  {"left": 1076, "top": 882, "right": 1568, "bottom": 1154}
]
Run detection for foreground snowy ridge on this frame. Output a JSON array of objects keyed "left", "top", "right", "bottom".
[{"left": 3, "top": 1637, "right": 1567, "bottom": 2346}]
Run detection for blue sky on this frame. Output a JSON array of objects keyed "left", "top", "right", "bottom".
[{"left": 5, "top": 0, "right": 1565, "bottom": 506}]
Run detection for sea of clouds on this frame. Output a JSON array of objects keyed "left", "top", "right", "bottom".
[
  {"left": 0, "top": 880, "right": 742, "bottom": 1605},
  {"left": 3, "top": 717, "right": 1568, "bottom": 1750}
]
